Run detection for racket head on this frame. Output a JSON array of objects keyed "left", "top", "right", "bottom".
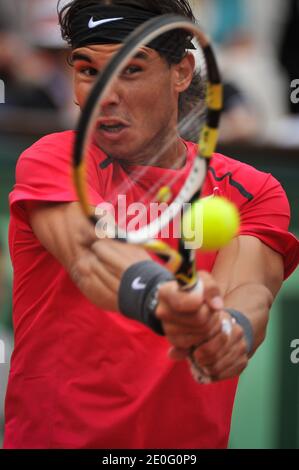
[{"left": 72, "top": 14, "right": 223, "bottom": 278}]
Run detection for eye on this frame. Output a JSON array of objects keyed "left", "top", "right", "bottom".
[
  {"left": 122, "top": 65, "right": 143, "bottom": 76},
  {"left": 79, "top": 67, "right": 98, "bottom": 77}
]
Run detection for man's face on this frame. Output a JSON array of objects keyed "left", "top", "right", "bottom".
[{"left": 72, "top": 44, "right": 189, "bottom": 165}]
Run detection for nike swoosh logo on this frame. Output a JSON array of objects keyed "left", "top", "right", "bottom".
[
  {"left": 132, "top": 277, "right": 146, "bottom": 291},
  {"left": 88, "top": 17, "right": 124, "bottom": 29}
]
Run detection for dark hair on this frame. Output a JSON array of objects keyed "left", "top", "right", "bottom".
[{"left": 58, "top": 0, "right": 204, "bottom": 132}]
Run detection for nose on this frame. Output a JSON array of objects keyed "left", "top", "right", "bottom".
[{"left": 100, "top": 81, "right": 122, "bottom": 109}]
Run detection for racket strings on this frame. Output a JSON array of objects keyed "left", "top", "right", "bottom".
[
  {"left": 103, "top": 125, "right": 205, "bottom": 232},
  {"left": 110, "top": 98, "right": 208, "bottom": 234},
  {"left": 105, "top": 97, "right": 207, "bottom": 213}
]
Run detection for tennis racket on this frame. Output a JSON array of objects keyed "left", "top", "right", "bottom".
[{"left": 73, "top": 14, "right": 223, "bottom": 382}]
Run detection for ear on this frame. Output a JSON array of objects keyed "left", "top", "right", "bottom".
[{"left": 173, "top": 52, "right": 195, "bottom": 93}]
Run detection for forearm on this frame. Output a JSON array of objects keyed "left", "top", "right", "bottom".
[
  {"left": 224, "top": 283, "right": 274, "bottom": 356},
  {"left": 70, "top": 249, "right": 120, "bottom": 311},
  {"left": 26, "top": 201, "right": 150, "bottom": 311},
  {"left": 70, "top": 239, "right": 150, "bottom": 311}
]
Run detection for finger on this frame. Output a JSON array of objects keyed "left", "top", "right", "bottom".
[
  {"left": 163, "top": 315, "right": 224, "bottom": 352},
  {"left": 192, "top": 328, "right": 232, "bottom": 366},
  {"left": 161, "top": 306, "right": 221, "bottom": 335},
  {"left": 194, "top": 330, "right": 248, "bottom": 376},
  {"left": 165, "top": 313, "right": 228, "bottom": 352},
  {"left": 197, "top": 271, "right": 224, "bottom": 310},
  {"left": 202, "top": 338, "right": 248, "bottom": 376},
  {"left": 168, "top": 346, "right": 189, "bottom": 361},
  {"left": 157, "top": 294, "right": 222, "bottom": 332},
  {"left": 193, "top": 320, "right": 245, "bottom": 364},
  {"left": 212, "top": 355, "right": 249, "bottom": 381},
  {"left": 166, "top": 332, "right": 215, "bottom": 350},
  {"left": 158, "top": 282, "right": 205, "bottom": 315}
]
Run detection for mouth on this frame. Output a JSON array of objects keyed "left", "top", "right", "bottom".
[{"left": 96, "top": 119, "right": 129, "bottom": 136}]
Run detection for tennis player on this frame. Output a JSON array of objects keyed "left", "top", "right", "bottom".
[{"left": 4, "top": 0, "right": 299, "bottom": 449}]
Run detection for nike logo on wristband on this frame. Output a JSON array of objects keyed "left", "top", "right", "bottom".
[
  {"left": 132, "top": 277, "right": 147, "bottom": 290},
  {"left": 88, "top": 17, "right": 124, "bottom": 29}
]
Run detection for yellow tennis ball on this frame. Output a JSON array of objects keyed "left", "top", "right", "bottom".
[{"left": 182, "top": 196, "right": 240, "bottom": 251}]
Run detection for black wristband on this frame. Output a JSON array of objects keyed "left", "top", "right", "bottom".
[
  {"left": 118, "top": 260, "right": 175, "bottom": 335},
  {"left": 225, "top": 308, "right": 254, "bottom": 354}
]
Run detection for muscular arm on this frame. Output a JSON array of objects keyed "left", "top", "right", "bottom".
[
  {"left": 26, "top": 201, "right": 149, "bottom": 311},
  {"left": 212, "top": 235, "right": 284, "bottom": 355}
]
